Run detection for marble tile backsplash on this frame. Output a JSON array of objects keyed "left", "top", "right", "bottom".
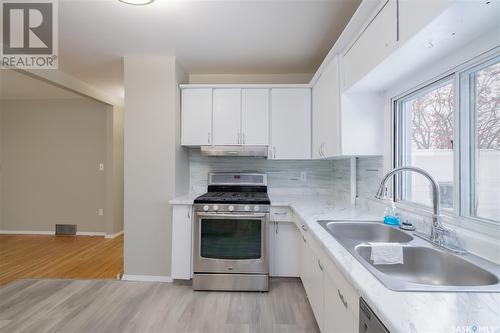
[
  {"left": 188, "top": 149, "right": 351, "bottom": 196},
  {"left": 356, "top": 156, "right": 384, "bottom": 199}
]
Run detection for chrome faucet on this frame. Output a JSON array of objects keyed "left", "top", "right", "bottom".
[{"left": 375, "top": 166, "right": 466, "bottom": 254}]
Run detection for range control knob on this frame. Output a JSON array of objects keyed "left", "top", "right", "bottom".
[
  {"left": 228, "top": 205, "right": 234, "bottom": 212},
  {"left": 213, "top": 205, "right": 219, "bottom": 211},
  {"left": 244, "top": 205, "right": 250, "bottom": 211},
  {"left": 254, "top": 205, "right": 260, "bottom": 212},
  {"left": 203, "top": 205, "right": 209, "bottom": 212}
]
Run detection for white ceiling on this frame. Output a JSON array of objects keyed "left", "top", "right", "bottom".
[
  {"left": 58, "top": 0, "right": 361, "bottom": 98},
  {"left": 0, "top": 70, "right": 83, "bottom": 100}
]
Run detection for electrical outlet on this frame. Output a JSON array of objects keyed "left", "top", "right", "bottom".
[
  {"left": 98, "top": 208, "right": 104, "bottom": 216},
  {"left": 300, "top": 171, "right": 307, "bottom": 183},
  {"left": 99, "top": 163, "right": 104, "bottom": 171}
]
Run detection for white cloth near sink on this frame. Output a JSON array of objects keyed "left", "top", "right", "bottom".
[{"left": 369, "top": 243, "right": 404, "bottom": 265}]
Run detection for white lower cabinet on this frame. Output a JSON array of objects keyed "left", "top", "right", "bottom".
[
  {"left": 304, "top": 235, "right": 325, "bottom": 331},
  {"left": 171, "top": 205, "right": 193, "bottom": 280},
  {"left": 298, "top": 221, "right": 359, "bottom": 333},
  {"left": 269, "top": 221, "right": 300, "bottom": 277},
  {"left": 324, "top": 268, "right": 358, "bottom": 333}
]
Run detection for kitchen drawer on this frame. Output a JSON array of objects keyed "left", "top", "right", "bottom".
[{"left": 270, "top": 206, "right": 293, "bottom": 222}]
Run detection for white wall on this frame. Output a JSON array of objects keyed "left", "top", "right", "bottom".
[
  {"left": 0, "top": 98, "right": 109, "bottom": 233},
  {"left": 113, "top": 106, "right": 124, "bottom": 235},
  {"left": 124, "top": 56, "right": 189, "bottom": 278},
  {"left": 0, "top": 109, "right": 3, "bottom": 230},
  {"left": 105, "top": 106, "right": 125, "bottom": 236}
]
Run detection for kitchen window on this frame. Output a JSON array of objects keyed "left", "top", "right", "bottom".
[{"left": 394, "top": 55, "right": 500, "bottom": 224}]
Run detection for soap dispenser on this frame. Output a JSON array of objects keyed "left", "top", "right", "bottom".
[{"left": 383, "top": 201, "right": 400, "bottom": 226}]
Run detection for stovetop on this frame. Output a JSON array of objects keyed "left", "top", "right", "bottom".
[
  {"left": 194, "top": 185, "right": 270, "bottom": 205},
  {"left": 194, "top": 191, "right": 270, "bottom": 205}
]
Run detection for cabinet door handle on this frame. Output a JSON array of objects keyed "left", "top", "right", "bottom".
[
  {"left": 337, "top": 289, "right": 348, "bottom": 309},
  {"left": 302, "top": 235, "right": 306, "bottom": 243},
  {"left": 237, "top": 133, "right": 240, "bottom": 144},
  {"left": 320, "top": 143, "right": 325, "bottom": 158},
  {"left": 317, "top": 260, "right": 323, "bottom": 271},
  {"left": 273, "top": 146, "right": 276, "bottom": 159},
  {"left": 301, "top": 224, "right": 308, "bottom": 232},
  {"left": 208, "top": 132, "right": 211, "bottom": 144},
  {"left": 274, "top": 212, "right": 288, "bottom": 216},
  {"left": 242, "top": 133, "right": 245, "bottom": 144},
  {"left": 187, "top": 209, "right": 191, "bottom": 219}
]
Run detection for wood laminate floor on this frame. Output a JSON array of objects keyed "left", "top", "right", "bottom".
[
  {"left": 0, "top": 278, "right": 319, "bottom": 333},
  {"left": 0, "top": 235, "right": 124, "bottom": 287}
]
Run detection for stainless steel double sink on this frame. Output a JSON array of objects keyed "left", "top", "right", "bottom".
[{"left": 318, "top": 221, "right": 500, "bottom": 292}]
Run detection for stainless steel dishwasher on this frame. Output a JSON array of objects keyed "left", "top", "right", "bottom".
[{"left": 359, "top": 298, "right": 390, "bottom": 333}]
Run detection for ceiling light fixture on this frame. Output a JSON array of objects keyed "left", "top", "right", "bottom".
[{"left": 118, "top": 0, "right": 155, "bottom": 5}]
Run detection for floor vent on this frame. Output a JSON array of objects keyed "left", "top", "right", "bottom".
[{"left": 55, "top": 224, "right": 77, "bottom": 236}]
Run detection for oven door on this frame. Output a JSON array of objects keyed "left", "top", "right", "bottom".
[{"left": 193, "top": 212, "right": 268, "bottom": 274}]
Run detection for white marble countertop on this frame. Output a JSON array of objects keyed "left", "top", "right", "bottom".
[
  {"left": 169, "top": 193, "right": 201, "bottom": 205},
  {"left": 272, "top": 194, "right": 500, "bottom": 333},
  {"left": 170, "top": 193, "right": 500, "bottom": 332}
]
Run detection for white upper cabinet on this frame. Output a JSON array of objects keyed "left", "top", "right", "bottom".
[
  {"left": 312, "top": 55, "right": 384, "bottom": 157},
  {"left": 343, "top": 0, "right": 397, "bottom": 90},
  {"left": 270, "top": 88, "right": 311, "bottom": 160},
  {"left": 241, "top": 89, "right": 269, "bottom": 146},
  {"left": 312, "top": 56, "right": 340, "bottom": 159},
  {"left": 182, "top": 87, "right": 271, "bottom": 147},
  {"left": 181, "top": 88, "right": 213, "bottom": 146},
  {"left": 213, "top": 89, "right": 242, "bottom": 145}
]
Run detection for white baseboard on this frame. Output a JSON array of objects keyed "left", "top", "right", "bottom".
[
  {"left": 76, "top": 231, "right": 105, "bottom": 236},
  {"left": 121, "top": 274, "right": 173, "bottom": 283},
  {"left": 0, "top": 230, "right": 55, "bottom": 235},
  {"left": 105, "top": 230, "right": 124, "bottom": 239}
]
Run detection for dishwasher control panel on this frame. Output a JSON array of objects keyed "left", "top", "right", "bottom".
[{"left": 359, "top": 298, "right": 390, "bottom": 333}]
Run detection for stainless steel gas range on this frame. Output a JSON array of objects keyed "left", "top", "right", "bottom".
[{"left": 192, "top": 172, "right": 270, "bottom": 291}]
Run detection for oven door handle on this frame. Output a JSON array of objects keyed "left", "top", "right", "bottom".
[{"left": 196, "top": 213, "right": 268, "bottom": 218}]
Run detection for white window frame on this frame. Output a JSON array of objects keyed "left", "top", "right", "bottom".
[
  {"left": 392, "top": 52, "right": 500, "bottom": 229},
  {"left": 460, "top": 55, "right": 500, "bottom": 224},
  {"left": 394, "top": 75, "right": 456, "bottom": 213}
]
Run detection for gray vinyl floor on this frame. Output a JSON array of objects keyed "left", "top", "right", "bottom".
[{"left": 0, "top": 278, "right": 319, "bottom": 333}]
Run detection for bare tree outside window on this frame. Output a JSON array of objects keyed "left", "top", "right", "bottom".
[
  {"left": 411, "top": 83, "right": 454, "bottom": 150},
  {"left": 401, "top": 80, "right": 455, "bottom": 209},
  {"left": 475, "top": 62, "right": 500, "bottom": 151},
  {"left": 473, "top": 61, "right": 500, "bottom": 221}
]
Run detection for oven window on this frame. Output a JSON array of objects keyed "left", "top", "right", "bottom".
[{"left": 200, "top": 219, "right": 262, "bottom": 259}]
